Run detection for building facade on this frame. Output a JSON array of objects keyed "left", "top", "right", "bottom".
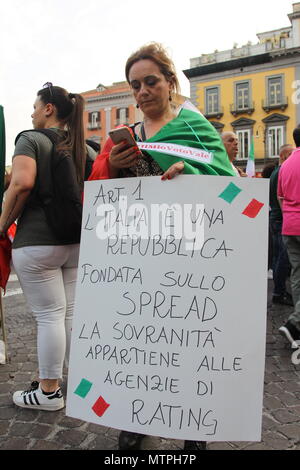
[
  {"left": 183, "top": 2, "right": 300, "bottom": 172},
  {"left": 81, "top": 82, "right": 187, "bottom": 151},
  {"left": 81, "top": 81, "right": 143, "bottom": 150}
]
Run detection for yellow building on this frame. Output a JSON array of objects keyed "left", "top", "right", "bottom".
[{"left": 183, "top": 2, "right": 300, "bottom": 173}]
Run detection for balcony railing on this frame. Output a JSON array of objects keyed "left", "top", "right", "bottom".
[
  {"left": 204, "top": 106, "right": 224, "bottom": 119},
  {"left": 262, "top": 97, "right": 288, "bottom": 112},
  {"left": 87, "top": 122, "right": 101, "bottom": 130},
  {"left": 230, "top": 101, "right": 255, "bottom": 116}
]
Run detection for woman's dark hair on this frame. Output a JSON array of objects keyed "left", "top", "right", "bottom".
[
  {"left": 125, "top": 42, "right": 180, "bottom": 97},
  {"left": 37, "top": 86, "right": 86, "bottom": 185}
]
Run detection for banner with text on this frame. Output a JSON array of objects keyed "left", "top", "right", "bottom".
[{"left": 66, "top": 175, "right": 268, "bottom": 441}]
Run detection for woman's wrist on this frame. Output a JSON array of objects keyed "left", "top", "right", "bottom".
[{"left": 108, "top": 159, "right": 120, "bottom": 178}]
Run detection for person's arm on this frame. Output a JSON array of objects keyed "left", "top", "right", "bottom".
[
  {"left": 0, "top": 155, "right": 36, "bottom": 235},
  {"left": 277, "top": 168, "right": 284, "bottom": 211}
]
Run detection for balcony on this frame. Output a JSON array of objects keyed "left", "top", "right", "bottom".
[
  {"left": 262, "top": 97, "right": 288, "bottom": 112},
  {"left": 204, "top": 106, "right": 224, "bottom": 119},
  {"left": 87, "top": 122, "right": 101, "bottom": 130},
  {"left": 230, "top": 101, "right": 255, "bottom": 117}
]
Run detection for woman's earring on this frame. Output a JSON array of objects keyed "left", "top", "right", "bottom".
[
  {"left": 136, "top": 103, "right": 139, "bottom": 109},
  {"left": 169, "top": 93, "right": 172, "bottom": 102}
]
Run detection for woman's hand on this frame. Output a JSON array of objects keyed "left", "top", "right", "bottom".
[
  {"left": 161, "top": 161, "right": 185, "bottom": 180},
  {"left": 109, "top": 142, "right": 142, "bottom": 170},
  {"left": 237, "top": 167, "right": 248, "bottom": 177}
]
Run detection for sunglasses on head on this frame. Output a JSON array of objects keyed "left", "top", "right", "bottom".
[{"left": 43, "top": 82, "right": 53, "bottom": 98}]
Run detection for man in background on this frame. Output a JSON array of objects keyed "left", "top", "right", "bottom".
[
  {"left": 221, "top": 132, "right": 247, "bottom": 177},
  {"left": 278, "top": 127, "right": 300, "bottom": 347},
  {"left": 269, "top": 144, "right": 294, "bottom": 306}
]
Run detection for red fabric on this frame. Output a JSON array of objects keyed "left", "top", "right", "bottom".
[
  {"left": 88, "top": 136, "right": 113, "bottom": 181},
  {"left": 7, "top": 222, "right": 16, "bottom": 242},
  {"left": 0, "top": 223, "right": 17, "bottom": 291},
  {"left": 88, "top": 125, "right": 133, "bottom": 181},
  {"left": 0, "top": 236, "right": 11, "bottom": 291}
]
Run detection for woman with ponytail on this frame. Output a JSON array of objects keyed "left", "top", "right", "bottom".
[{"left": 0, "top": 84, "right": 95, "bottom": 411}]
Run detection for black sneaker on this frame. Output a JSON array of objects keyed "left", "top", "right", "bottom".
[
  {"left": 272, "top": 293, "right": 294, "bottom": 306},
  {"left": 183, "top": 440, "right": 207, "bottom": 451},
  {"left": 118, "top": 431, "right": 145, "bottom": 450},
  {"left": 279, "top": 321, "right": 300, "bottom": 348}
]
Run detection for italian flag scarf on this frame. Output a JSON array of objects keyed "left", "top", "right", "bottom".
[
  {"left": 88, "top": 102, "right": 235, "bottom": 180},
  {"left": 136, "top": 105, "right": 235, "bottom": 176}
]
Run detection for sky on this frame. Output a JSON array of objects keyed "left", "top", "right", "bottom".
[{"left": 0, "top": 0, "right": 293, "bottom": 164}]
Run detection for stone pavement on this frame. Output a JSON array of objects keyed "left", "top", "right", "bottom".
[{"left": 0, "top": 274, "right": 299, "bottom": 451}]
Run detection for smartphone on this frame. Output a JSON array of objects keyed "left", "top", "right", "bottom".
[{"left": 109, "top": 127, "right": 137, "bottom": 148}]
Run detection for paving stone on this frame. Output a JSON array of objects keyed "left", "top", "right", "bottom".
[
  {"left": 273, "top": 409, "right": 300, "bottom": 424},
  {"left": 58, "top": 416, "right": 86, "bottom": 428},
  {"left": 263, "top": 395, "right": 282, "bottom": 410},
  {"left": 53, "top": 429, "right": 87, "bottom": 447},
  {"left": 30, "top": 424, "right": 53, "bottom": 439},
  {"left": 88, "top": 435, "right": 117, "bottom": 450},
  {"left": 0, "top": 421, "right": 10, "bottom": 435},
  {"left": 0, "top": 383, "right": 14, "bottom": 394},
  {"left": 263, "top": 433, "right": 291, "bottom": 450},
  {"left": 0, "top": 438, "right": 32, "bottom": 450},
  {"left": 208, "top": 442, "right": 236, "bottom": 450},
  {"left": 30, "top": 440, "right": 65, "bottom": 450},
  {"left": 0, "top": 407, "right": 16, "bottom": 420},
  {"left": 280, "top": 424, "right": 300, "bottom": 440},
  {"left": 87, "top": 423, "right": 111, "bottom": 435},
  {"left": 243, "top": 442, "right": 271, "bottom": 450},
  {"left": 9, "top": 422, "right": 35, "bottom": 437}
]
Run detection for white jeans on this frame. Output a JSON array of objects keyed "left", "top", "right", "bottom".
[{"left": 12, "top": 244, "right": 80, "bottom": 379}]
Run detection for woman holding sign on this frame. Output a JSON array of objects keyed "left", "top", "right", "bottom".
[
  {"left": 89, "top": 43, "right": 235, "bottom": 182},
  {"left": 89, "top": 43, "right": 234, "bottom": 451}
]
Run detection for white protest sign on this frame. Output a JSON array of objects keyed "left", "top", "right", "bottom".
[{"left": 66, "top": 175, "right": 268, "bottom": 442}]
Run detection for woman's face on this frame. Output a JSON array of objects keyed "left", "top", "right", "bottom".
[
  {"left": 128, "top": 59, "right": 172, "bottom": 117},
  {"left": 31, "top": 96, "right": 48, "bottom": 129}
]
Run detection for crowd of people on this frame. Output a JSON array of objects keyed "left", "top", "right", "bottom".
[{"left": 1, "top": 42, "right": 299, "bottom": 450}]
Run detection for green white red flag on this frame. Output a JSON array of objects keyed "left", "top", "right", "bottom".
[{"left": 246, "top": 136, "right": 255, "bottom": 177}]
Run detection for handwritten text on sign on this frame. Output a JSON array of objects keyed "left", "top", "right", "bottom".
[{"left": 67, "top": 175, "right": 268, "bottom": 441}]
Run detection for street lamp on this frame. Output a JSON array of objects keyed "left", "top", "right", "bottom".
[
  {"left": 255, "top": 124, "right": 265, "bottom": 142},
  {"left": 255, "top": 124, "right": 266, "bottom": 165}
]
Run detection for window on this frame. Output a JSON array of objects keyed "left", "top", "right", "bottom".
[
  {"left": 236, "top": 82, "right": 250, "bottom": 110},
  {"left": 91, "top": 112, "right": 99, "bottom": 128},
  {"left": 88, "top": 111, "right": 100, "bottom": 129},
  {"left": 116, "top": 107, "right": 129, "bottom": 125},
  {"left": 280, "top": 37, "right": 286, "bottom": 49},
  {"left": 205, "top": 87, "right": 219, "bottom": 114},
  {"left": 267, "top": 126, "right": 283, "bottom": 157},
  {"left": 237, "top": 129, "right": 250, "bottom": 159},
  {"left": 268, "top": 77, "right": 282, "bottom": 106},
  {"left": 266, "top": 40, "right": 272, "bottom": 51}
]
